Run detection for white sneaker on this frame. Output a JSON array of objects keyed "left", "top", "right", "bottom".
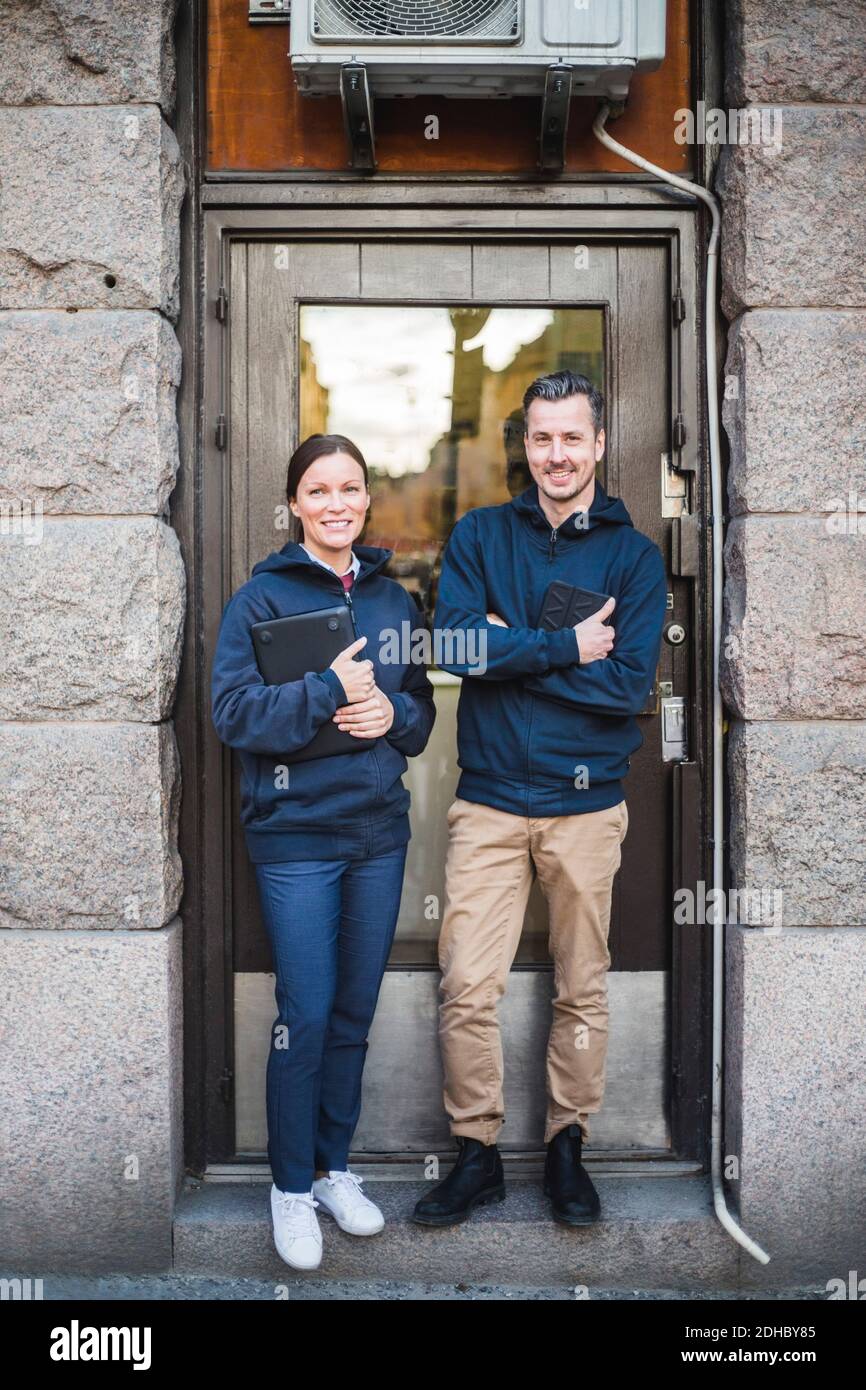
[
  {"left": 270, "top": 1185, "right": 322, "bottom": 1270},
  {"left": 312, "top": 1169, "right": 385, "bottom": 1236}
]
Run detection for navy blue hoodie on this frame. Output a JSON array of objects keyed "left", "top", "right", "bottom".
[
  {"left": 433, "top": 479, "right": 667, "bottom": 817},
  {"left": 210, "top": 542, "right": 436, "bottom": 862}
]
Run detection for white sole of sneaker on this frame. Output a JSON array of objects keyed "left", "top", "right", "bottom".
[
  {"left": 316, "top": 1206, "right": 384, "bottom": 1237},
  {"left": 273, "top": 1238, "right": 323, "bottom": 1271}
]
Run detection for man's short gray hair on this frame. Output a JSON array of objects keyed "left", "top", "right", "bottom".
[{"left": 522, "top": 370, "right": 605, "bottom": 436}]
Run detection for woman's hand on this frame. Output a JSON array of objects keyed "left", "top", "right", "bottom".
[
  {"left": 486, "top": 612, "right": 508, "bottom": 627},
  {"left": 329, "top": 636, "right": 375, "bottom": 703},
  {"left": 332, "top": 686, "right": 395, "bottom": 739}
]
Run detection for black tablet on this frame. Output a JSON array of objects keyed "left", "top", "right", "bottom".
[
  {"left": 539, "top": 580, "right": 614, "bottom": 631},
  {"left": 250, "top": 604, "right": 368, "bottom": 762}
]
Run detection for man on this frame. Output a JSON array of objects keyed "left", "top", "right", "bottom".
[{"left": 413, "top": 370, "right": 667, "bottom": 1228}]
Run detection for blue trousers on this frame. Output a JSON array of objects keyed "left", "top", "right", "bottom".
[{"left": 254, "top": 845, "right": 408, "bottom": 1193}]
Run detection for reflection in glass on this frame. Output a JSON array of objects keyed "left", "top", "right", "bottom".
[{"left": 299, "top": 305, "right": 605, "bottom": 962}]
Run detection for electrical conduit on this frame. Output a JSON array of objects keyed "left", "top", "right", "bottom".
[{"left": 591, "top": 101, "right": 770, "bottom": 1266}]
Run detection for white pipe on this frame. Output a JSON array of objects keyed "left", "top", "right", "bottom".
[{"left": 591, "top": 102, "right": 770, "bottom": 1266}]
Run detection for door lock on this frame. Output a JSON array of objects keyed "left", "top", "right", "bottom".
[
  {"left": 664, "top": 622, "right": 687, "bottom": 646},
  {"left": 660, "top": 694, "right": 688, "bottom": 762},
  {"left": 661, "top": 451, "right": 688, "bottom": 518}
]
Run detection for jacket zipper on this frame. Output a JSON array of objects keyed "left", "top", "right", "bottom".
[
  {"left": 312, "top": 565, "right": 358, "bottom": 617},
  {"left": 342, "top": 583, "right": 359, "bottom": 635},
  {"left": 327, "top": 571, "right": 383, "bottom": 798},
  {"left": 335, "top": 572, "right": 383, "bottom": 811},
  {"left": 252, "top": 760, "right": 266, "bottom": 816},
  {"left": 526, "top": 520, "right": 559, "bottom": 800},
  {"left": 524, "top": 689, "right": 534, "bottom": 795}
]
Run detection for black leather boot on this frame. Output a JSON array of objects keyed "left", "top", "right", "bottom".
[
  {"left": 412, "top": 1137, "right": 506, "bottom": 1227},
  {"left": 544, "top": 1123, "right": 601, "bottom": 1225}
]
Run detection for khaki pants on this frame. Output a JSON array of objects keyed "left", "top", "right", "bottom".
[{"left": 437, "top": 795, "right": 629, "bottom": 1146}]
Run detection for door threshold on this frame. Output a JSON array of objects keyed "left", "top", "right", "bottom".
[{"left": 201, "top": 1156, "right": 704, "bottom": 1183}]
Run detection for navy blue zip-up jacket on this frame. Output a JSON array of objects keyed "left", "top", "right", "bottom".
[
  {"left": 433, "top": 479, "right": 667, "bottom": 817},
  {"left": 211, "top": 542, "right": 436, "bottom": 862}
]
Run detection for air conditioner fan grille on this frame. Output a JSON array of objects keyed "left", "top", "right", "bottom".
[{"left": 312, "top": 0, "right": 519, "bottom": 40}]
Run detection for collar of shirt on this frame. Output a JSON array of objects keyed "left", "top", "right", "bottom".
[{"left": 299, "top": 543, "right": 361, "bottom": 581}]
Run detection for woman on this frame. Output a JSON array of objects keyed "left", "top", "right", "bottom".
[{"left": 211, "top": 434, "right": 436, "bottom": 1271}]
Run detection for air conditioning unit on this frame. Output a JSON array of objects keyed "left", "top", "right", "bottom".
[{"left": 290, "top": 0, "right": 666, "bottom": 100}]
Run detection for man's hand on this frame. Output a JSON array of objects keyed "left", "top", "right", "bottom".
[
  {"left": 332, "top": 686, "right": 395, "bottom": 738},
  {"left": 574, "top": 597, "right": 616, "bottom": 664},
  {"left": 489, "top": 604, "right": 615, "bottom": 664}
]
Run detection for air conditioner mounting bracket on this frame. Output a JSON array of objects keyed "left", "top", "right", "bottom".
[
  {"left": 539, "top": 63, "right": 573, "bottom": 173},
  {"left": 340, "top": 62, "right": 377, "bottom": 172}
]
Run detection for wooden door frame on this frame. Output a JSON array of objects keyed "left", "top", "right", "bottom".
[{"left": 173, "top": 192, "right": 711, "bottom": 1176}]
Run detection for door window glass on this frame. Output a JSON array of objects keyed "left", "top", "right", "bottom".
[{"left": 299, "top": 304, "right": 605, "bottom": 962}]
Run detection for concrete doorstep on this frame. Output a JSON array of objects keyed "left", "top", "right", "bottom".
[
  {"left": 172, "top": 1172, "right": 785, "bottom": 1294},
  {"left": 6, "top": 1274, "right": 832, "bottom": 1301}
]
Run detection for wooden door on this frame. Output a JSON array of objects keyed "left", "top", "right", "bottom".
[{"left": 214, "top": 232, "right": 691, "bottom": 1159}]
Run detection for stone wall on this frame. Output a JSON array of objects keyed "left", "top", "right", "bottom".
[
  {"left": 717, "top": 0, "right": 866, "bottom": 1280},
  {"left": 0, "top": 0, "right": 186, "bottom": 1272},
  {"left": 2, "top": 0, "right": 864, "bottom": 1285}
]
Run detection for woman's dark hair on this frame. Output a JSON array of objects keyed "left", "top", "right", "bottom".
[{"left": 286, "top": 433, "right": 369, "bottom": 504}]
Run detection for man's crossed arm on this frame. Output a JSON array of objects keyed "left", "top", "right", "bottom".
[{"left": 433, "top": 510, "right": 668, "bottom": 718}]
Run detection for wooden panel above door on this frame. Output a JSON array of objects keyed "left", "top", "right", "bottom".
[{"left": 206, "top": 0, "right": 691, "bottom": 176}]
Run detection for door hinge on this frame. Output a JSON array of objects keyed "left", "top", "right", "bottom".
[
  {"left": 216, "top": 285, "right": 228, "bottom": 322},
  {"left": 219, "top": 1067, "right": 234, "bottom": 1105},
  {"left": 215, "top": 413, "right": 227, "bottom": 450},
  {"left": 672, "top": 287, "right": 686, "bottom": 324},
  {"left": 673, "top": 413, "right": 687, "bottom": 449}
]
